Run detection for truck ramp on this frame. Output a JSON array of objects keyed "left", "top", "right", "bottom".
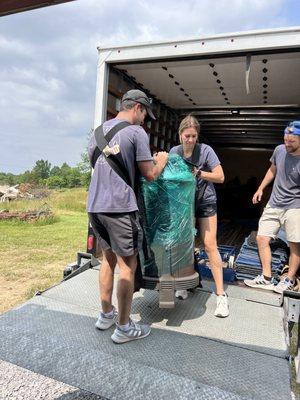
[{"left": 0, "top": 267, "right": 292, "bottom": 400}]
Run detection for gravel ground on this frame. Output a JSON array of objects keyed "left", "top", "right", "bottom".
[{"left": 0, "top": 360, "right": 107, "bottom": 400}]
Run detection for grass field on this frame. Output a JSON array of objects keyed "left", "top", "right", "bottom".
[{"left": 0, "top": 188, "right": 88, "bottom": 313}]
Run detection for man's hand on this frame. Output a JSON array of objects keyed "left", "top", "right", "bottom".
[
  {"left": 252, "top": 188, "right": 263, "bottom": 204},
  {"left": 138, "top": 152, "right": 168, "bottom": 182},
  {"left": 252, "top": 164, "right": 276, "bottom": 204},
  {"left": 153, "top": 151, "right": 168, "bottom": 168}
]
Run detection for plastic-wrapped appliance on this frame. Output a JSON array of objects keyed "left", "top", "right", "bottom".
[{"left": 140, "top": 154, "right": 199, "bottom": 307}]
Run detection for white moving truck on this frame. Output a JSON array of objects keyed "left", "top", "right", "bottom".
[{"left": 87, "top": 26, "right": 300, "bottom": 384}]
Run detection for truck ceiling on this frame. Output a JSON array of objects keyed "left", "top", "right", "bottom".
[
  {"left": 96, "top": 27, "right": 300, "bottom": 148},
  {"left": 114, "top": 52, "right": 300, "bottom": 109}
]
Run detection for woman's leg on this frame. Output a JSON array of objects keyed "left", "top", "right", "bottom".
[{"left": 198, "top": 214, "right": 224, "bottom": 295}]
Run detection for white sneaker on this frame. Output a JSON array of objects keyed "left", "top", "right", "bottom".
[
  {"left": 244, "top": 274, "right": 274, "bottom": 291},
  {"left": 95, "top": 307, "right": 118, "bottom": 330},
  {"left": 175, "top": 290, "right": 188, "bottom": 300},
  {"left": 111, "top": 319, "right": 151, "bottom": 344},
  {"left": 273, "top": 277, "right": 295, "bottom": 294},
  {"left": 214, "top": 294, "right": 229, "bottom": 318}
]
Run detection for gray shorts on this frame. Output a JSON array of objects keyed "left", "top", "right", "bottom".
[
  {"left": 258, "top": 204, "right": 300, "bottom": 242},
  {"left": 88, "top": 212, "right": 143, "bottom": 257}
]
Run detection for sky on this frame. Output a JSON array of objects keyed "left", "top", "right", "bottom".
[{"left": 1, "top": 0, "right": 300, "bottom": 174}]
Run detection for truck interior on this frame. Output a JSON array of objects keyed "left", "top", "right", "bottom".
[{"left": 106, "top": 49, "right": 300, "bottom": 248}]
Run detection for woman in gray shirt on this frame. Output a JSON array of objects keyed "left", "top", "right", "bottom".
[{"left": 170, "top": 115, "right": 229, "bottom": 317}]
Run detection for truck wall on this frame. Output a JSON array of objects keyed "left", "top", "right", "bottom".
[
  {"left": 107, "top": 68, "right": 180, "bottom": 152},
  {"left": 216, "top": 147, "right": 272, "bottom": 184}
]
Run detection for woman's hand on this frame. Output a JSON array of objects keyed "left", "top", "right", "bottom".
[
  {"left": 192, "top": 167, "right": 200, "bottom": 177},
  {"left": 197, "top": 165, "right": 224, "bottom": 183}
]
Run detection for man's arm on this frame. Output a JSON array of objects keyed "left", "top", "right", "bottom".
[
  {"left": 252, "top": 163, "right": 277, "bottom": 204},
  {"left": 138, "top": 152, "right": 168, "bottom": 182}
]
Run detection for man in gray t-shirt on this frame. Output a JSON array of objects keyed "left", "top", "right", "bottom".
[
  {"left": 244, "top": 121, "right": 300, "bottom": 293},
  {"left": 87, "top": 89, "right": 168, "bottom": 343}
]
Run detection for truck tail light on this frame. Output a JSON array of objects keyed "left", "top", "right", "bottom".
[{"left": 87, "top": 235, "right": 94, "bottom": 251}]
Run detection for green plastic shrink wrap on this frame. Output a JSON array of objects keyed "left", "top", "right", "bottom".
[{"left": 141, "top": 154, "right": 196, "bottom": 277}]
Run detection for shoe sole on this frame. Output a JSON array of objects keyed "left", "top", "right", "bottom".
[
  {"left": 214, "top": 312, "right": 229, "bottom": 318},
  {"left": 111, "top": 330, "right": 151, "bottom": 344},
  {"left": 273, "top": 287, "right": 294, "bottom": 294},
  {"left": 95, "top": 324, "right": 115, "bottom": 330},
  {"left": 95, "top": 318, "right": 117, "bottom": 331},
  {"left": 244, "top": 282, "right": 274, "bottom": 291}
]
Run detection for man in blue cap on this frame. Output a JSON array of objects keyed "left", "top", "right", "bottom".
[{"left": 244, "top": 121, "right": 300, "bottom": 293}]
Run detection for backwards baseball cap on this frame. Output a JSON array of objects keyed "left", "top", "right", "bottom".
[
  {"left": 284, "top": 121, "right": 300, "bottom": 136},
  {"left": 121, "top": 89, "right": 156, "bottom": 120}
]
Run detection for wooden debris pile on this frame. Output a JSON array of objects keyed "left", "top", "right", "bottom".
[
  {"left": 0, "top": 185, "right": 33, "bottom": 202},
  {"left": 0, "top": 184, "right": 50, "bottom": 202},
  {"left": 0, "top": 204, "right": 53, "bottom": 221}
]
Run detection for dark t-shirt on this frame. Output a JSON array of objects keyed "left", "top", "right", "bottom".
[
  {"left": 87, "top": 118, "right": 153, "bottom": 213},
  {"left": 269, "top": 144, "right": 300, "bottom": 209},
  {"left": 169, "top": 143, "right": 221, "bottom": 205}
]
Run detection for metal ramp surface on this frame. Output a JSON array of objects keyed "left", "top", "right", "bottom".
[{"left": 0, "top": 267, "right": 292, "bottom": 400}]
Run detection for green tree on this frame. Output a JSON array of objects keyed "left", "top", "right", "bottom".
[
  {"left": 7, "top": 173, "right": 17, "bottom": 186},
  {"left": 65, "top": 168, "right": 82, "bottom": 188},
  {"left": 60, "top": 163, "right": 71, "bottom": 179},
  {"left": 0, "top": 172, "right": 18, "bottom": 186},
  {"left": 80, "top": 172, "right": 91, "bottom": 188},
  {"left": 50, "top": 166, "right": 61, "bottom": 176},
  {"left": 32, "top": 160, "right": 51, "bottom": 181},
  {"left": 44, "top": 175, "right": 65, "bottom": 188},
  {"left": 19, "top": 170, "right": 37, "bottom": 184},
  {"left": 77, "top": 151, "right": 91, "bottom": 174},
  {"left": 77, "top": 127, "right": 93, "bottom": 188}
]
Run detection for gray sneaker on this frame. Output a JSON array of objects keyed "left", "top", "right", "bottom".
[
  {"left": 95, "top": 307, "right": 118, "bottom": 330},
  {"left": 111, "top": 319, "right": 151, "bottom": 344},
  {"left": 244, "top": 274, "right": 274, "bottom": 291},
  {"left": 273, "top": 277, "right": 295, "bottom": 294}
]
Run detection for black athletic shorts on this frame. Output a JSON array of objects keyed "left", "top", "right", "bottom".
[
  {"left": 88, "top": 212, "right": 143, "bottom": 257},
  {"left": 195, "top": 203, "right": 217, "bottom": 219}
]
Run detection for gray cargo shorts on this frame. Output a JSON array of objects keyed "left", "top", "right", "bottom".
[{"left": 88, "top": 212, "right": 143, "bottom": 257}]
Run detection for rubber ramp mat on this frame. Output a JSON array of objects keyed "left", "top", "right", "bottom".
[{"left": 0, "top": 295, "right": 291, "bottom": 400}]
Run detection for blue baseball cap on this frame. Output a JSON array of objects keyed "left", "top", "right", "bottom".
[{"left": 284, "top": 121, "right": 300, "bottom": 136}]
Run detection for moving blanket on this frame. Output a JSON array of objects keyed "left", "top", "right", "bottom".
[
  {"left": 235, "top": 236, "right": 288, "bottom": 280},
  {"left": 141, "top": 154, "right": 195, "bottom": 277}
]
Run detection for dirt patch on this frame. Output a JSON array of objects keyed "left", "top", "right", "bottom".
[{"left": 0, "top": 276, "right": 28, "bottom": 313}]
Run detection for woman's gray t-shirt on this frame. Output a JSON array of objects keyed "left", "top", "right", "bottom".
[
  {"left": 169, "top": 143, "right": 221, "bottom": 205},
  {"left": 87, "top": 118, "right": 153, "bottom": 213}
]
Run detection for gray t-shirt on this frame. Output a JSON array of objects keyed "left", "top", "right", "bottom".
[
  {"left": 268, "top": 144, "right": 300, "bottom": 209},
  {"left": 169, "top": 143, "right": 221, "bottom": 205},
  {"left": 87, "top": 118, "right": 153, "bottom": 213}
]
